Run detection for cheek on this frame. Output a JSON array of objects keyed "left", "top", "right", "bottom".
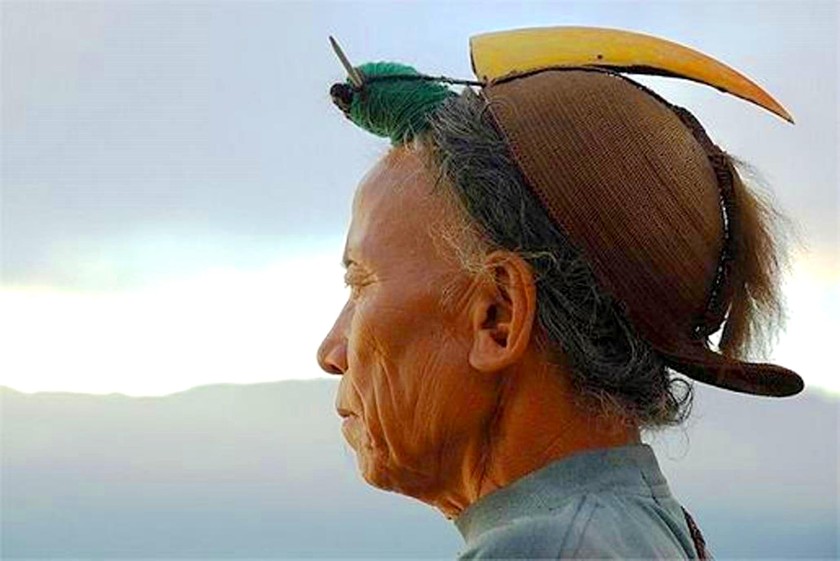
[
  {"left": 342, "top": 283, "right": 489, "bottom": 482},
  {"left": 362, "top": 326, "right": 469, "bottom": 455},
  {"left": 343, "top": 301, "right": 436, "bottom": 439},
  {"left": 341, "top": 306, "right": 395, "bottom": 450}
]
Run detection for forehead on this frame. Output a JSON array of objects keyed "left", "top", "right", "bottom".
[
  {"left": 345, "top": 147, "right": 445, "bottom": 268},
  {"left": 353, "top": 148, "right": 425, "bottom": 210}
]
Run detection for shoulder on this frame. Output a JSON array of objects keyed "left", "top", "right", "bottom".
[
  {"left": 456, "top": 494, "right": 595, "bottom": 559},
  {"left": 457, "top": 492, "right": 696, "bottom": 560}
]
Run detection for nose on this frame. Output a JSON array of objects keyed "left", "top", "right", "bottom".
[{"left": 317, "top": 315, "right": 348, "bottom": 376}]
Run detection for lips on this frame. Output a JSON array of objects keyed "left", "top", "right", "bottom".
[{"left": 336, "top": 407, "right": 356, "bottom": 419}]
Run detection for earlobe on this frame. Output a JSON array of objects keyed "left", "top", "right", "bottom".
[{"left": 468, "top": 252, "right": 537, "bottom": 373}]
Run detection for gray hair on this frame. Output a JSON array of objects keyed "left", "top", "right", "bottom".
[{"left": 423, "top": 88, "right": 692, "bottom": 429}]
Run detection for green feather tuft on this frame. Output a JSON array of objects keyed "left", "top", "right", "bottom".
[{"left": 344, "top": 62, "right": 455, "bottom": 145}]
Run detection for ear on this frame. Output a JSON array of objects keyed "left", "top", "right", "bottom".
[{"left": 468, "top": 251, "right": 538, "bottom": 373}]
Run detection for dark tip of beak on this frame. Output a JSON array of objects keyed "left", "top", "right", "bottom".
[{"left": 330, "top": 82, "right": 355, "bottom": 115}]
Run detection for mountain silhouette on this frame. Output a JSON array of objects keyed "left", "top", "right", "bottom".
[{"left": 1, "top": 380, "right": 836, "bottom": 558}]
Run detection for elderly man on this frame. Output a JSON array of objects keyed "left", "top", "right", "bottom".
[{"left": 317, "top": 28, "right": 803, "bottom": 559}]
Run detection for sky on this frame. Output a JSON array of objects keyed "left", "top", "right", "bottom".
[{"left": 1, "top": 0, "right": 837, "bottom": 396}]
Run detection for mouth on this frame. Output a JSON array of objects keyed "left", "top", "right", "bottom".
[
  {"left": 336, "top": 407, "right": 356, "bottom": 419},
  {"left": 338, "top": 408, "right": 359, "bottom": 435}
]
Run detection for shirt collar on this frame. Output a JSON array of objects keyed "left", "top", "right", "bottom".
[{"left": 453, "top": 443, "right": 669, "bottom": 543}]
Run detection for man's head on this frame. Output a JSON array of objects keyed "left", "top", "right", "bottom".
[
  {"left": 318, "top": 31, "right": 803, "bottom": 516},
  {"left": 317, "top": 145, "right": 545, "bottom": 509}
]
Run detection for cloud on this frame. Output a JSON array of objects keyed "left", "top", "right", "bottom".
[
  {"left": 0, "top": 246, "right": 347, "bottom": 395},
  {"left": 2, "top": 1, "right": 837, "bottom": 289},
  {"left": 2, "top": 249, "right": 834, "bottom": 397}
]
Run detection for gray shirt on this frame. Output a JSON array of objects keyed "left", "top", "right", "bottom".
[{"left": 454, "top": 444, "right": 700, "bottom": 559}]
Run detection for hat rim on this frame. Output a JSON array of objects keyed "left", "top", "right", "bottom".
[{"left": 653, "top": 339, "right": 804, "bottom": 397}]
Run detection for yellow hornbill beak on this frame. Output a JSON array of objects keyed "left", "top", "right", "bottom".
[{"left": 470, "top": 26, "right": 794, "bottom": 124}]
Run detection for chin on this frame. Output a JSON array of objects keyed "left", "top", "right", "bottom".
[
  {"left": 346, "top": 419, "right": 445, "bottom": 500},
  {"left": 357, "top": 445, "right": 442, "bottom": 502},
  {"left": 357, "top": 446, "right": 400, "bottom": 492}
]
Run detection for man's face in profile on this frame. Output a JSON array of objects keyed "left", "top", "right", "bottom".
[{"left": 316, "top": 147, "right": 500, "bottom": 503}]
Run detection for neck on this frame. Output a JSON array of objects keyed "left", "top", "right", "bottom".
[{"left": 433, "top": 355, "right": 640, "bottom": 519}]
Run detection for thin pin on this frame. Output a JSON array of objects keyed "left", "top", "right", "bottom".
[{"left": 329, "top": 36, "right": 364, "bottom": 88}]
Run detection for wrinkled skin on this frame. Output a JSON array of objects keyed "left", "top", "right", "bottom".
[
  {"left": 317, "top": 146, "right": 639, "bottom": 519},
  {"left": 317, "top": 147, "right": 496, "bottom": 509}
]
